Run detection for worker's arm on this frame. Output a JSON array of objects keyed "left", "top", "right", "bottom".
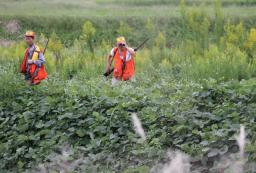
[
  {"left": 106, "top": 48, "right": 116, "bottom": 72},
  {"left": 125, "top": 45, "right": 135, "bottom": 56},
  {"left": 106, "top": 54, "right": 113, "bottom": 73}
]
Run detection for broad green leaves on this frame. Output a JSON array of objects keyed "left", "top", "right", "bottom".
[{"left": 0, "top": 76, "right": 256, "bottom": 172}]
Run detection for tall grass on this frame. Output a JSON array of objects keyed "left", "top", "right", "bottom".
[
  {"left": 96, "top": 0, "right": 256, "bottom": 6},
  {"left": 0, "top": 2, "right": 256, "bottom": 84}
]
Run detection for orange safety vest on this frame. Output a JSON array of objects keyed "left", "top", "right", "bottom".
[
  {"left": 113, "top": 47, "right": 135, "bottom": 81},
  {"left": 20, "top": 46, "right": 47, "bottom": 85}
]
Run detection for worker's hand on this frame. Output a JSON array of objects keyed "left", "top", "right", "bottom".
[
  {"left": 104, "top": 67, "right": 111, "bottom": 77},
  {"left": 28, "top": 60, "right": 34, "bottom": 64},
  {"left": 106, "top": 66, "right": 111, "bottom": 73}
]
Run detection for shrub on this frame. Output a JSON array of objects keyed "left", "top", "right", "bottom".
[
  {"left": 245, "top": 28, "right": 256, "bottom": 59},
  {"left": 48, "top": 32, "right": 63, "bottom": 71},
  {"left": 80, "top": 21, "right": 96, "bottom": 53},
  {"left": 117, "top": 21, "right": 133, "bottom": 39}
]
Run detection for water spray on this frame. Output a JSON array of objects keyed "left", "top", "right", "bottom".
[{"left": 131, "top": 113, "right": 146, "bottom": 141}]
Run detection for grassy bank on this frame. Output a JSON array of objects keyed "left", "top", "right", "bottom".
[
  {"left": 0, "top": 0, "right": 256, "bottom": 42},
  {"left": 0, "top": 0, "right": 256, "bottom": 17}
]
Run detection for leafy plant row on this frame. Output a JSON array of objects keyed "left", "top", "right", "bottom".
[{"left": 0, "top": 76, "right": 256, "bottom": 172}]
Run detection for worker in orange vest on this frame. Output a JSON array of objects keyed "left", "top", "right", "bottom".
[
  {"left": 20, "top": 31, "right": 47, "bottom": 85},
  {"left": 105, "top": 36, "right": 136, "bottom": 84}
]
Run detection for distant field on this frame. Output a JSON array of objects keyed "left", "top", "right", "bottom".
[
  {"left": 0, "top": 0, "right": 255, "bottom": 41},
  {"left": 97, "top": 0, "right": 256, "bottom": 6},
  {"left": 0, "top": 0, "right": 256, "bottom": 18}
]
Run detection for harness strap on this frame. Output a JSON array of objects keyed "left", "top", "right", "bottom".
[{"left": 120, "top": 49, "right": 127, "bottom": 79}]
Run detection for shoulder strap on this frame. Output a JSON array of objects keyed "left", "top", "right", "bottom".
[
  {"left": 113, "top": 47, "right": 118, "bottom": 57},
  {"left": 120, "top": 49, "right": 127, "bottom": 78}
]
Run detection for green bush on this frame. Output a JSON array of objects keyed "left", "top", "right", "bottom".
[{"left": 1, "top": 70, "right": 256, "bottom": 172}]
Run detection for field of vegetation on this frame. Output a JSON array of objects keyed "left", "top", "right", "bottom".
[{"left": 0, "top": 0, "right": 256, "bottom": 172}]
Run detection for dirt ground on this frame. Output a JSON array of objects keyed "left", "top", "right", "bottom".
[
  {"left": 4, "top": 20, "right": 20, "bottom": 34},
  {"left": 0, "top": 39, "right": 15, "bottom": 47}
]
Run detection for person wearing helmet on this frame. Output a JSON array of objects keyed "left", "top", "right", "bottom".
[
  {"left": 20, "top": 31, "right": 47, "bottom": 85},
  {"left": 105, "top": 36, "right": 135, "bottom": 84}
]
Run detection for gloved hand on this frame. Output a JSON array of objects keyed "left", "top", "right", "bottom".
[{"left": 28, "top": 60, "right": 34, "bottom": 64}]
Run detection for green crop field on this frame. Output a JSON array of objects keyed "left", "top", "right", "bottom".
[
  {"left": 0, "top": 0, "right": 256, "bottom": 18},
  {"left": 0, "top": 0, "right": 256, "bottom": 173}
]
